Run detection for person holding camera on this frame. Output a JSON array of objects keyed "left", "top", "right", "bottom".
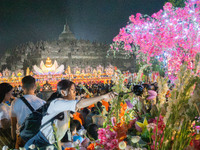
[{"left": 24, "top": 79, "right": 116, "bottom": 150}]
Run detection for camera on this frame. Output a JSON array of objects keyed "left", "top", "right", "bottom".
[{"left": 133, "top": 85, "right": 144, "bottom": 96}]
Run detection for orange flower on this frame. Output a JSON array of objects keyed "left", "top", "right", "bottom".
[
  {"left": 85, "top": 94, "right": 90, "bottom": 98},
  {"left": 166, "top": 90, "right": 171, "bottom": 98},
  {"left": 65, "top": 148, "right": 76, "bottom": 150},
  {"left": 88, "top": 104, "right": 95, "bottom": 109},
  {"left": 113, "top": 122, "right": 129, "bottom": 142},
  {"left": 102, "top": 100, "right": 109, "bottom": 111},
  {"left": 87, "top": 142, "right": 101, "bottom": 150},
  {"left": 73, "top": 112, "right": 84, "bottom": 125},
  {"left": 119, "top": 102, "right": 127, "bottom": 121},
  {"left": 87, "top": 143, "right": 95, "bottom": 150}
]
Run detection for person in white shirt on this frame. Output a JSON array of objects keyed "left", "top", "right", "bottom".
[
  {"left": 24, "top": 79, "right": 115, "bottom": 150},
  {"left": 11, "top": 76, "right": 46, "bottom": 149},
  {"left": 0, "top": 83, "right": 15, "bottom": 149}
]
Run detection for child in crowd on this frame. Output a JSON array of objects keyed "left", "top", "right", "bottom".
[{"left": 61, "top": 119, "right": 83, "bottom": 149}]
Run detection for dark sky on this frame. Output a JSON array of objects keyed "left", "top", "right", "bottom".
[{"left": 0, "top": 0, "right": 164, "bottom": 55}]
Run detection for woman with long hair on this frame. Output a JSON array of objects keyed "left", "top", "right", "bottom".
[{"left": 0, "top": 83, "right": 15, "bottom": 148}]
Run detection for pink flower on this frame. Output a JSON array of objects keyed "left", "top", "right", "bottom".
[
  {"left": 135, "top": 123, "right": 142, "bottom": 132},
  {"left": 151, "top": 116, "right": 165, "bottom": 149},
  {"left": 111, "top": 117, "right": 116, "bottom": 126},
  {"left": 147, "top": 90, "right": 157, "bottom": 100},
  {"left": 163, "top": 2, "right": 173, "bottom": 11},
  {"left": 98, "top": 126, "right": 119, "bottom": 150},
  {"left": 195, "top": 126, "right": 200, "bottom": 130},
  {"left": 129, "top": 15, "right": 135, "bottom": 23}
]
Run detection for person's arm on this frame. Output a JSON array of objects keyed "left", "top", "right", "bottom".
[
  {"left": 1, "top": 118, "right": 10, "bottom": 129},
  {"left": 76, "top": 92, "right": 115, "bottom": 110},
  {"left": 11, "top": 116, "right": 17, "bottom": 141},
  {"left": 10, "top": 99, "right": 17, "bottom": 141},
  {"left": 0, "top": 108, "right": 11, "bottom": 129},
  {"left": 50, "top": 92, "right": 116, "bottom": 113}
]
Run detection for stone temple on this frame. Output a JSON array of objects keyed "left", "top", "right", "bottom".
[{"left": 0, "top": 23, "right": 136, "bottom": 73}]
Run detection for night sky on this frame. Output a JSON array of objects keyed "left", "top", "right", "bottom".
[{"left": 0, "top": 0, "right": 164, "bottom": 55}]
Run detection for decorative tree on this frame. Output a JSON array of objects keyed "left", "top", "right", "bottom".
[{"left": 110, "top": 0, "right": 200, "bottom": 79}]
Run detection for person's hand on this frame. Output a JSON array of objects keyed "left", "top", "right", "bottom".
[{"left": 102, "top": 92, "right": 117, "bottom": 102}]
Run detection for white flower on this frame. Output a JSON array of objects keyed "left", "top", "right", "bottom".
[
  {"left": 125, "top": 145, "right": 134, "bottom": 150},
  {"left": 2, "top": 146, "right": 9, "bottom": 150},
  {"left": 19, "top": 147, "right": 26, "bottom": 150},
  {"left": 46, "top": 145, "right": 54, "bottom": 150},
  {"left": 94, "top": 146, "right": 101, "bottom": 150},
  {"left": 119, "top": 141, "right": 127, "bottom": 149},
  {"left": 131, "top": 136, "right": 141, "bottom": 143},
  {"left": 28, "top": 144, "right": 36, "bottom": 149}
]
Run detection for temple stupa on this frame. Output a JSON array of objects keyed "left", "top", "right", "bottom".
[{"left": 59, "top": 21, "right": 76, "bottom": 41}]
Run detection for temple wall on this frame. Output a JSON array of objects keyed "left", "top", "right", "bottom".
[{"left": 0, "top": 33, "right": 136, "bottom": 73}]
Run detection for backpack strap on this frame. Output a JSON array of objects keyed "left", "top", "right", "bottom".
[
  {"left": 40, "top": 112, "right": 64, "bottom": 129},
  {"left": 37, "top": 101, "right": 64, "bottom": 129},
  {"left": 20, "top": 96, "right": 35, "bottom": 112}
]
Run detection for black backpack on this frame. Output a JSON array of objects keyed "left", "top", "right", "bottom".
[{"left": 19, "top": 96, "right": 64, "bottom": 142}]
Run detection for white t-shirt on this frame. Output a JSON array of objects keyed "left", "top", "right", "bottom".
[
  {"left": 11, "top": 95, "right": 46, "bottom": 133},
  {"left": 0, "top": 103, "right": 11, "bottom": 128},
  {"left": 40, "top": 99, "right": 78, "bottom": 144}
]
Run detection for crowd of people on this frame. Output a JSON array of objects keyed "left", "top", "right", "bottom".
[
  {"left": 10, "top": 81, "right": 114, "bottom": 100},
  {"left": 0, "top": 76, "right": 115, "bottom": 150},
  {"left": 0, "top": 75, "right": 171, "bottom": 150}
]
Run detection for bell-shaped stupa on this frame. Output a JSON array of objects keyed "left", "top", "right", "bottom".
[{"left": 59, "top": 20, "right": 76, "bottom": 41}]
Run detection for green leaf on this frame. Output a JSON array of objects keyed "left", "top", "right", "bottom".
[
  {"left": 138, "top": 138, "right": 147, "bottom": 147},
  {"left": 141, "top": 128, "right": 150, "bottom": 142}
]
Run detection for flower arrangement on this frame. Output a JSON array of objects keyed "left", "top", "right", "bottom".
[{"left": 85, "top": 61, "right": 200, "bottom": 150}]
